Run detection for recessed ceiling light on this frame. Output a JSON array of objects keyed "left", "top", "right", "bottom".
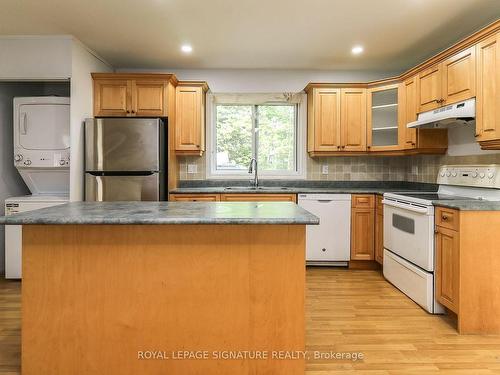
[
  {"left": 351, "top": 45, "right": 364, "bottom": 55},
  {"left": 181, "top": 44, "right": 193, "bottom": 53}
]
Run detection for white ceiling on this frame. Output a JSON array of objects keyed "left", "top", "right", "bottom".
[{"left": 1, "top": 0, "right": 499, "bottom": 72}]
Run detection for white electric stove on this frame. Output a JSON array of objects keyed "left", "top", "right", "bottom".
[{"left": 382, "top": 164, "right": 500, "bottom": 314}]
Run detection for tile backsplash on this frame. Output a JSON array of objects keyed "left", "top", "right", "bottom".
[
  {"left": 406, "top": 153, "right": 500, "bottom": 183},
  {"left": 178, "top": 153, "right": 500, "bottom": 183}
]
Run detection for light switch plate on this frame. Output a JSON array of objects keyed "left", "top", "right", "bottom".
[
  {"left": 412, "top": 165, "right": 418, "bottom": 174},
  {"left": 322, "top": 165, "right": 329, "bottom": 175},
  {"left": 187, "top": 164, "right": 198, "bottom": 174}
]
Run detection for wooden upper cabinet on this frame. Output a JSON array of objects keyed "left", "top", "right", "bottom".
[
  {"left": 417, "top": 64, "right": 442, "bottom": 112},
  {"left": 399, "top": 75, "right": 448, "bottom": 152},
  {"left": 92, "top": 74, "right": 174, "bottom": 117},
  {"left": 398, "top": 76, "right": 418, "bottom": 149},
  {"left": 132, "top": 80, "right": 168, "bottom": 117},
  {"left": 94, "top": 79, "right": 131, "bottom": 117},
  {"left": 311, "top": 88, "right": 341, "bottom": 151},
  {"left": 417, "top": 47, "right": 476, "bottom": 114},
  {"left": 367, "top": 84, "right": 399, "bottom": 151},
  {"left": 441, "top": 46, "right": 476, "bottom": 105},
  {"left": 476, "top": 32, "right": 500, "bottom": 148},
  {"left": 341, "top": 88, "right": 367, "bottom": 151},
  {"left": 175, "top": 82, "right": 208, "bottom": 155}
]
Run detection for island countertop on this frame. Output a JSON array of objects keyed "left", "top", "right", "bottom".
[{"left": 0, "top": 201, "right": 320, "bottom": 225}]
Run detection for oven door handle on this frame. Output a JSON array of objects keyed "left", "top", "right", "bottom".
[{"left": 382, "top": 199, "right": 429, "bottom": 214}]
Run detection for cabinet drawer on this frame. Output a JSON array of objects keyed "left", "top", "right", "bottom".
[
  {"left": 352, "top": 194, "right": 375, "bottom": 208},
  {"left": 220, "top": 194, "right": 297, "bottom": 202},
  {"left": 169, "top": 194, "right": 220, "bottom": 202},
  {"left": 435, "top": 207, "right": 459, "bottom": 231}
]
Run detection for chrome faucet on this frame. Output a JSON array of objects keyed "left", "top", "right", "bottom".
[{"left": 248, "top": 157, "right": 258, "bottom": 187}]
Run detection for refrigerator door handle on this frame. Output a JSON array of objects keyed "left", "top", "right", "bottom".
[{"left": 86, "top": 171, "right": 156, "bottom": 177}]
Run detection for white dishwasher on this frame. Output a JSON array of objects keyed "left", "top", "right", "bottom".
[{"left": 298, "top": 194, "right": 351, "bottom": 266}]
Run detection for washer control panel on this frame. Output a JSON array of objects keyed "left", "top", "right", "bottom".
[{"left": 437, "top": 165, "right": 500, "bottom": 188}]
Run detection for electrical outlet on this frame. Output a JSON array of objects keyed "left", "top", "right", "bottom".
[
  {"left": 187, "top": 164, "right": 198, "bottom": 174},
  {"left": 322, "top": 165, "right": 329, "bottom": 175}
]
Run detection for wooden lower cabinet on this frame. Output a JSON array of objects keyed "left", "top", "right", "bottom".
[
  {"left": 435, "top": 225, "right": 460, "bottom": 313},
  {"left": 169, "top": 194, "right": 220, "bottom": 202},
  {"left": 220, "top": 194, "right": 297, "bottom": 203},
  {"left": 433, "top": 206, "right": 500, "bottom": 334},
  {"left": 375, "top": 196, "right": 384, "bottom": 265},
  {"left": 351, "top": 195, "right": 375, "bottom": 261},
  {"left": 170, "top": 193, "right": 297, "bottom": 203}
]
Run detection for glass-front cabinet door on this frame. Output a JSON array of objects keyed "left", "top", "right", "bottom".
[{"left": 367, "top": 84, "right": 400, "bottom": 151}]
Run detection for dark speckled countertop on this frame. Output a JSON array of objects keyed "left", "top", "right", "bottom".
[
  {"left": 171, "top": 186, "right": 429, "bottom": 195},
  {"left": 0, "top": 202, "right": 320, "bottom": 225},
  {"left": 171, "top": 180, "right": 439, "bottom": 196},
  {"left": 171, "top": 181, "right": 500, "bottom": 211},
  {"left": 431, "top": 200, "right": 500, "bottom": 211}
]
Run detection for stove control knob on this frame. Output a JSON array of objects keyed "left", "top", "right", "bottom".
[
  {"left": 59, "top": 159, "right": 66, "bottom": 166},
  {"left": 14, "top": 154, "right": 23, "bottom": 162},
  {"left": 440, "top": 171, "right": 445, "bottom": 177},
  {"left": 451, "top": 171, "right": 457, "bottom": 177},
  {"left": 488, "top": 172, "right": 494, "bottom": 179},
  {"left": 446, "top": 171, "right": 451, "bottom": 177},
  {"left": 472, "top": 172, "right": 478, "bottom": 178},
  {"left": 23, "top": 159, "right": 32, "bottom": 166},
  {"left": 479, "top": 172, "right": 486, "bottom": 179}
]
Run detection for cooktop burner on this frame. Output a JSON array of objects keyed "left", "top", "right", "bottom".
[{"left": 397, "top": 193, "right": 475, "bottom": 201}]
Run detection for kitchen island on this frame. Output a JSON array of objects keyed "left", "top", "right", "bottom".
[{"left": 0, "top": 202, "right": 318, "bottom": 375}]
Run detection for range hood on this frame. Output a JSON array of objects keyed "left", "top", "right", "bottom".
[{"left": 407, "top": 98, "right": 475, "bottom": 129}]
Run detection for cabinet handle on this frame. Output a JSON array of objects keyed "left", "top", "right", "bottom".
[
  {"left": 131, "top": 110, "right": 136, "bottom": 114},
  {"left": 441, "top": 215, "right": 448, "bottom": 221},
  {"left": 126, "top": 110, "right": 131, "bottom": 114}
]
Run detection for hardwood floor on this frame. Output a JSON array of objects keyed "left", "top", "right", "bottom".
[
  {"left": 0, "top": 278, "right": 20, "bottom": 374},
  {"left": 1, "top": 268, "right": 500, "bottom": 374},
  {"left": 306, "top": 268, "right": 500, "bottom": 374}
]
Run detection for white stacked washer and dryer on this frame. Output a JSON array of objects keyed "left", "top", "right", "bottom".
[{"left": 4, "top": 96, "right": 70, "bottom": 279}]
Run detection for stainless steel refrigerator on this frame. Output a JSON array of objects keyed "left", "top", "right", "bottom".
[{"left": 84, "top": 118, "right": 166, "bottom": 201}]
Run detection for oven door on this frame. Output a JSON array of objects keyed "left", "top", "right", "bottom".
[{"left": 383, "top": 198, "right": 434, "bottom": 271}]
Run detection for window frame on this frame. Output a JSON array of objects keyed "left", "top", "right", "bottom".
[{"left": 205, "top": 93, "right": 307, "bottom": 180}]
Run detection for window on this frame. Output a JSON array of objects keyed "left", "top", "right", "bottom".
[{"left": 207, "top": 94, "right": 306, "bottom": 179}]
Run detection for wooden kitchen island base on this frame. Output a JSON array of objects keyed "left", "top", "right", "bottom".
[{"left": 22, "top": 224, "right": 306, "bottom": 375}]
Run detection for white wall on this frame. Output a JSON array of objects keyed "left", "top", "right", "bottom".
[
  {"left": 0, "top": 35, "right": 113, "bottom": 202},
  {"left": 69, "top": 40, "right": 113, "bottom": 201},
  {"left": 117, "top": 68, "right": 399, "bottom": 93},
  {"left": 0, "top": 36, "right": 72, "bottom": 80},
  {"left": 447, "top": 124, "right": 500, "bottom": 156}
]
